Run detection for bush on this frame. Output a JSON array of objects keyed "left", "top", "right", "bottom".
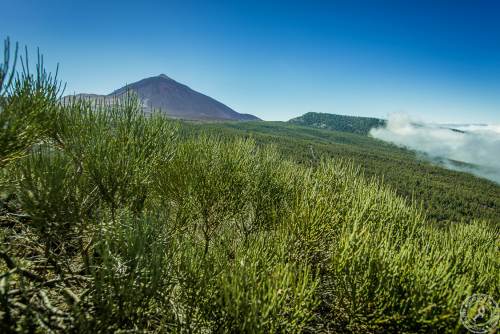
[
  {"left": 14, "top": 145, "right": 91, "bottom": 253},
  {"left": 1, "top": 39, "right": 498, "bottom": 333},
  {"left": 0, "top": 38, "right": 62, "bottom": 167},
  {"left": 51, "top": 95, "right": 178, "bottom": 216},
  {"left": 75, "top": 212, "right": 177, "bottom": 332}
]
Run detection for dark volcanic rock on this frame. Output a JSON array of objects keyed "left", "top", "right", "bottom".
[
  {"left": 64, "top": 74, "right": 259, "bottom": 121},
  {"left": 109, "top": 74, "right": 259, "bottom": 121}
]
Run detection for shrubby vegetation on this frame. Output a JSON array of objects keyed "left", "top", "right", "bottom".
[
  {"left": 1, "top": 40, "right": 498, "bottom": 333},
  {"left": 288, "top": 112, "right": 386, "bottom": 135},
  {"left": 193, "top": 121, "right": 500, "bottom": 225}
]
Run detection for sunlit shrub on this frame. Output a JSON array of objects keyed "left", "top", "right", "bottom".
[
  {"left": 1, "top": 38, "right": 498, "bottom": 334},
  {"left": 0, "top": 38, "right": 62, "bottom": 167},
  {"left": 51, "top": 95, "right": 178, "bottom": 216}
]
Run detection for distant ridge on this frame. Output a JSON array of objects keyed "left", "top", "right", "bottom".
[
  {"left": 65, "top": 74, "right": 260, "bottom": 121},
  {"left": 288, "top": 112, "right": 385, "bottom": 135}
]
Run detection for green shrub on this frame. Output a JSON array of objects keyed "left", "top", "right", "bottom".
[
  {"left": 14, "top": 145, "right": 91, "bottom": 253},
  {"left": 76, "top": 212, "right": 177, "bottom": 332},
  {"left": 154, "top": 136, "right": 291, "bottom": 254},
  {"left": 51, "top": 95, "right": 178, "bottom": 216},
  {"left": 0, "top": 38, "right": 62, "bottom": 167},
  {"left": 1, "top": 39, "right": 498, "bottom": 333}
]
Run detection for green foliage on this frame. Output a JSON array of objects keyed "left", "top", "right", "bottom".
[
  {"left": 0, "top": 38, "right": 63, "bottom": 167},
  {"left": 189, "top": 120, "right": 500, "bottom": 225},
  {"left": 77, "top": 212, "right": 177, "bottom": 332},
  {"left": 13, "top": 145, "right": 91, "bottom": 251},
  {"left": 289, "top": 112, "right": 386, "bottom": 135},
  {"left": 1, "top": 40, "right": 498, "bottom": 333},
  {"left": 151, "top": 137, "right": 319, "bottom": 332},
  {"left": 210, "top": 253, "right": 318, "bottom": 333},
  {"left": 154, "top": 136, "right": 291, "bottom": 252},
  {"left": 51, "top": 95, "right": 178, "bottom": 215}
]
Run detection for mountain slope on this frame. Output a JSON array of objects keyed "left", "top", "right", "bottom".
[
  {"left": 66, "top": 74, "right": 260, "bottom": 121},
  {"left": 183, "top": 121, "right": 500, "bottom": 224},
  {"left": 289, "top": 112, "right": 385, "bottom": 135}
]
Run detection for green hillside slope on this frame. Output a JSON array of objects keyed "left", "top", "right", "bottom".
[
  {"left": 1, "top": 43, "right": 498, "bottom": 333},
  {"left": 288, "top": 112, "right": 385, "bottom": 135},
  {"left": 185, "top": 121, "right": 500, "bottom": 224},
  {"left": 2, "top": 97, "right": 498, "bottom": 333}
]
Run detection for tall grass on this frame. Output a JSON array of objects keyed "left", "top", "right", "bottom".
[{"left": 0, "top": 40, "right": 498, "bottom": 333}]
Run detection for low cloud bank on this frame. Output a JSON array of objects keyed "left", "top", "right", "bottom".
[{"left": 369, "top": 113, "right": 500, "bottom": 184}]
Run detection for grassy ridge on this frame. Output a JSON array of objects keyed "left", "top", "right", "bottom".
[
  {"left": 186, "top": 120, "right": 500, "bottom": 224},
  {"left": 1, "top": 43, "right": 499, "bottom": 333}
]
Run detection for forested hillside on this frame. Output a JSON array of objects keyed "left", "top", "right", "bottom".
[
  {"left": 1, "top": 42, "right": 498, "bottom": 333},
  {"left": 185, "top": 121, "right": 500, "bottom": 224},
  {"left": 288, "top": 112, "right": 385, "bottom": 135}
]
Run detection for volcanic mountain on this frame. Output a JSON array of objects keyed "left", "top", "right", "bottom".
[{"left": 67, "top": 74, "right": 260, "bottom": 121}]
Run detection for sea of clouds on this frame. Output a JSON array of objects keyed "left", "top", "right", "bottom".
[{"left": 369, "top": 113, "right": 500, "bottom": 184}]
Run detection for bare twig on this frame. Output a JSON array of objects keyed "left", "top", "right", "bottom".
[
  {"left": 0, "top": 250, "right": 16, "bottom": 268},
  {"left": 39, "top": 290, "right": 66, "bottom": 316},
  {"left": 0, "top": 250, "right": 46, "bottom": 282},
  {"left": 61, "top": 287, "right": 80, "bottom": 305}
]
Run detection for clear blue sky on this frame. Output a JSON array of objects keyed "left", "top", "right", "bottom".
[{"left": 3, "top": 0, "right": 500, "bottom": 123}]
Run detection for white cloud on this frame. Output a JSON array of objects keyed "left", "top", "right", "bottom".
[{"left": 369, "top": 113, "right": 500, "bottom": 184}]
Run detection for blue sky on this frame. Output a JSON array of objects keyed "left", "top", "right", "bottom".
[{"left": 3, "top": 0, "right": 500, "bottom": 122}]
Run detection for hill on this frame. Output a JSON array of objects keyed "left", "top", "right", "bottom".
[
  {"left": 289, "top": 112, "right": 385, "bottom": 135},
  {"left": 64, "top": 74, "right": 260, "bottom": 121},
  {"left": 185, "top": 121, "right": 500, "bottom": 224}
]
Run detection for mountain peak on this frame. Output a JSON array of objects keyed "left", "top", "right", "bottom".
[{"left": 102, "top": 75, "right": 260, "bottom": 121}]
